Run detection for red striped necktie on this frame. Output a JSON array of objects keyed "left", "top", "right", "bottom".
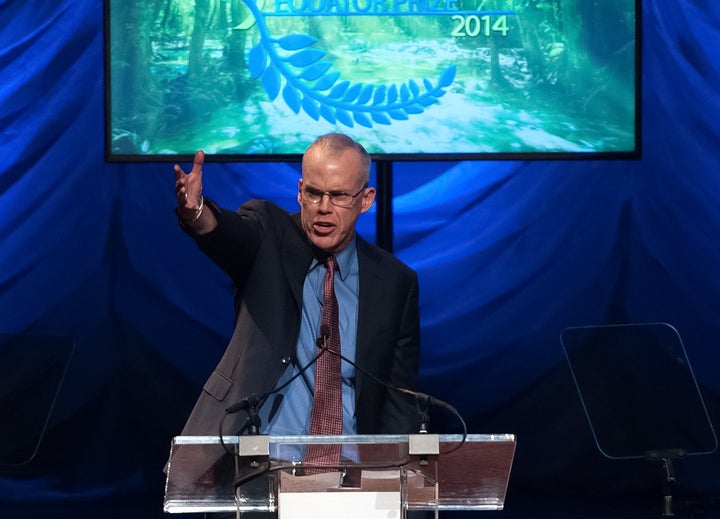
[{"left": 305, "top": 255, "right": 343, "bottom": 468}]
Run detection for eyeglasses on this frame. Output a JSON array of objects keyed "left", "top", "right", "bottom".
[{"left": 300, "top": 184, "right": 368, "bottom": 208}]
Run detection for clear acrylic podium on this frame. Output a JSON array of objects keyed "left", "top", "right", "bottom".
[{"left": 164, "top": 433, "right": 516, "bottom": 517}]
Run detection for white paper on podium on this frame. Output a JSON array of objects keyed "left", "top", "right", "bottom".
[{"left": 278, "top": 491, "right": 401, "bottom": 519}]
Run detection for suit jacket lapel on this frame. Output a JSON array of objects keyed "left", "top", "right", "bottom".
[
  {"left": 355, "top": 236, "right": 385, "bottom": 402},
  {"left": 282, "top": 212, "right": 314, "bottom": 311}
]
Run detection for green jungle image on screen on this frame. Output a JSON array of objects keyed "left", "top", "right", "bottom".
[{"left": 107, "top": 0, "right": 637, "bottom": 158}]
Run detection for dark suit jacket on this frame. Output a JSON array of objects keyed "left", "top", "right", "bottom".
[{"left": 180, "top": 199, "right": 421, "bottom": 437}]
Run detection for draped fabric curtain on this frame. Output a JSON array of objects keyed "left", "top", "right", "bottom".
[{"left": 1, "top": 0, "right": 719, "bottom": 508}]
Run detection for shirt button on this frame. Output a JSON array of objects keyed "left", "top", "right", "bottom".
[{"left": 281, "top": 356, "right": 292, "bottom": 365}]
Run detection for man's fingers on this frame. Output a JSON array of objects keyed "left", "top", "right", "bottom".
[
  {"left": 174, "top": 151, "right": 204, "bottom": 208},
  {"left": 174, "top": 150, "right": 204, "bottom": 179},
  {"left": 191, "top": 150, "right": 205, "bottom": 177},
  {"left": 173, "top": 163, "right": 186, "bottom": 182}
]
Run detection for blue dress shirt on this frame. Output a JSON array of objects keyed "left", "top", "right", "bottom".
[{"left": 259, "top": 239, "right": 359, "bottom": 436}]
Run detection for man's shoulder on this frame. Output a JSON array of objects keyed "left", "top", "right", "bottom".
[
  {"left": 356, "top": 236, "right": 416, "bottom": 277},
  {"left": 236, "top": 199, "right": 301, "bottom": 229},
  {"left": 238, "top": 199, "right": 292, "bottom": 217}
]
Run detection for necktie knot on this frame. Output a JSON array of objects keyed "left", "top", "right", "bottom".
[
  {"left": 324, "top": 254, "right": 337, "bottom": 275},
  {"left": 320, "top": 256, "right": 340, "bottom": 352}
]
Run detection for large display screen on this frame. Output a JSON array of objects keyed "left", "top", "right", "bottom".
[{"left": 105, "top": 0, "right": 640, "bottom": 161}]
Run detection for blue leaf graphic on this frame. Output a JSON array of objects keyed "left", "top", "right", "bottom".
[
  {"left": 388, "top": 109, "right": 409, "bottom": 121},
  {"left": 358, "top": 84, "right": 374, "bottom": 104},
  {"left": 261, "top": 66, "right": 281, "bottom": 100},
  {"left": 372, "top": 85, "right": 387, "bottom": 105},
  {"left": 342, "top": 83, "right": 362, "bottom": 102},
  {"left": 409, "top": 79, "right": 420, "bottom": 96},
  {"left": 302, "top": 97, "right": 320, "bottom": 120},
  {"left": 319, "top": 105, "right": 336, "bottom": 124},
  {"left": 248, "top": 45, "right": 267, "bottom": 79},
  {"left": 387, "top": 85, "right": 398, "bottom": 104},
  {"left": 285, "top": 49, "right": 326, "bottom": 67},
  {"left": 282, "top": 83, "right": 301, "bottom": 113},
  {"left": 276, "top": 34, "right": 317, "bottom": 51},
  {"left": 247, "top": 24, "right": 459, "bottom": 129},
  {"left": 314, "top": 71, "right": 340, "bottom": 91},
  {"left": 418, "top": 97, "right": 438, "bottom": 107},
  {"left": 328, "top": 81, "right": 350, "bottom": 99},
  {"left": 371, "top": 112, "right": 392, "bottom": 125},
  {"left": 404, "top": 103, "right": 423, "bottom": 115},
  {"left": 298, "top": 61, "right": 332, "bottom": 81},
  {"left": 438, "top": 65, "right": 457, "bottom": 87},
  {"left": 335, "top": 108, "right": 354, "bottom": 127},
  {"left": 353, "top": 111, "right": 372, "bottom": 128}
]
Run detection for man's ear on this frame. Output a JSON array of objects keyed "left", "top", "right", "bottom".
[
  {"left": 360, "top": 187, "right": 376, "bottom": 213},
  {"left": 297, "top": 178, "right": 303, "bottom": 206}
]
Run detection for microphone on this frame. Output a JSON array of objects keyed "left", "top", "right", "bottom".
[
  {"left": 319, "top": 324, "right": 333, "bottom": 348},
  {"left": 223, "top": 346, "right": 327, "bottom": 435},
  {"left": 224, "top": 393, "right": 263, "bottom": 435},
  {"left": 314, "top": 337, "right": 467, "bottom": 438},
  {"left": 220, "top": 346, "right": 330, "bottom": 486},
  {"left": 225, "top": 393, "right": 262, "bottom": 414}
]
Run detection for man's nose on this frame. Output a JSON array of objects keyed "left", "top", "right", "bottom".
[{"left": 317, "top": 193, "right": 334, "bottom": 210}]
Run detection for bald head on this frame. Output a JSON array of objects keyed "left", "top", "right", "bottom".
[{"left": 303, "top": 133, "right": 371, "bottom": 186}]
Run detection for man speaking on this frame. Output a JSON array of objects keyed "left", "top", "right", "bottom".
[{"left": 173, "top": 133, "right": 421, "bottom": 445}]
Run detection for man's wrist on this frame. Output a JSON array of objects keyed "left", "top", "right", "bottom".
[
  {"left": 177, "top": 196, "right": 218, "bottom": 235},
  {"left": 179, "top": 196, "right": 204, "bottom": 224},
  {"left": 189, "top": 196, "right": 204, "bottom": 222}
]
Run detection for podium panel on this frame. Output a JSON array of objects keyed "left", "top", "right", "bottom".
[{"left": 164, "top": 434, "right": 516, "bottom": 514}]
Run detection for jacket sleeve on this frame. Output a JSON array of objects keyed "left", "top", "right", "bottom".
[{"left": 188, "top": 199, "right": 267, "bottom": 287}]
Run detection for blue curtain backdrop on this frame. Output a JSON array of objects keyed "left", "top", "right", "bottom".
[{"left": 1, "top": 0, "right": 720, "bottom": 516}]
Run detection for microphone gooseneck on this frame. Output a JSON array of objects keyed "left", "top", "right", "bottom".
[
  {"left": 223, "top": 335, "right": 467, "bottom": 455},
  {"left": 315, "top": 338, "right": 468, "bottom": 444},
  {"left": 225, "top": 348, "right": 326, "bottom": 415},
  {"left": 220, "top": 346, "right": 327, "bottom": 448}
]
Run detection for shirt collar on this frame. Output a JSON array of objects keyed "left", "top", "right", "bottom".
[
  {"left": 334, "top": 237, "right": 356, "bottom": 282},
  {"left": 311, "top": 237, "right": 356, "bottom": 282}
]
